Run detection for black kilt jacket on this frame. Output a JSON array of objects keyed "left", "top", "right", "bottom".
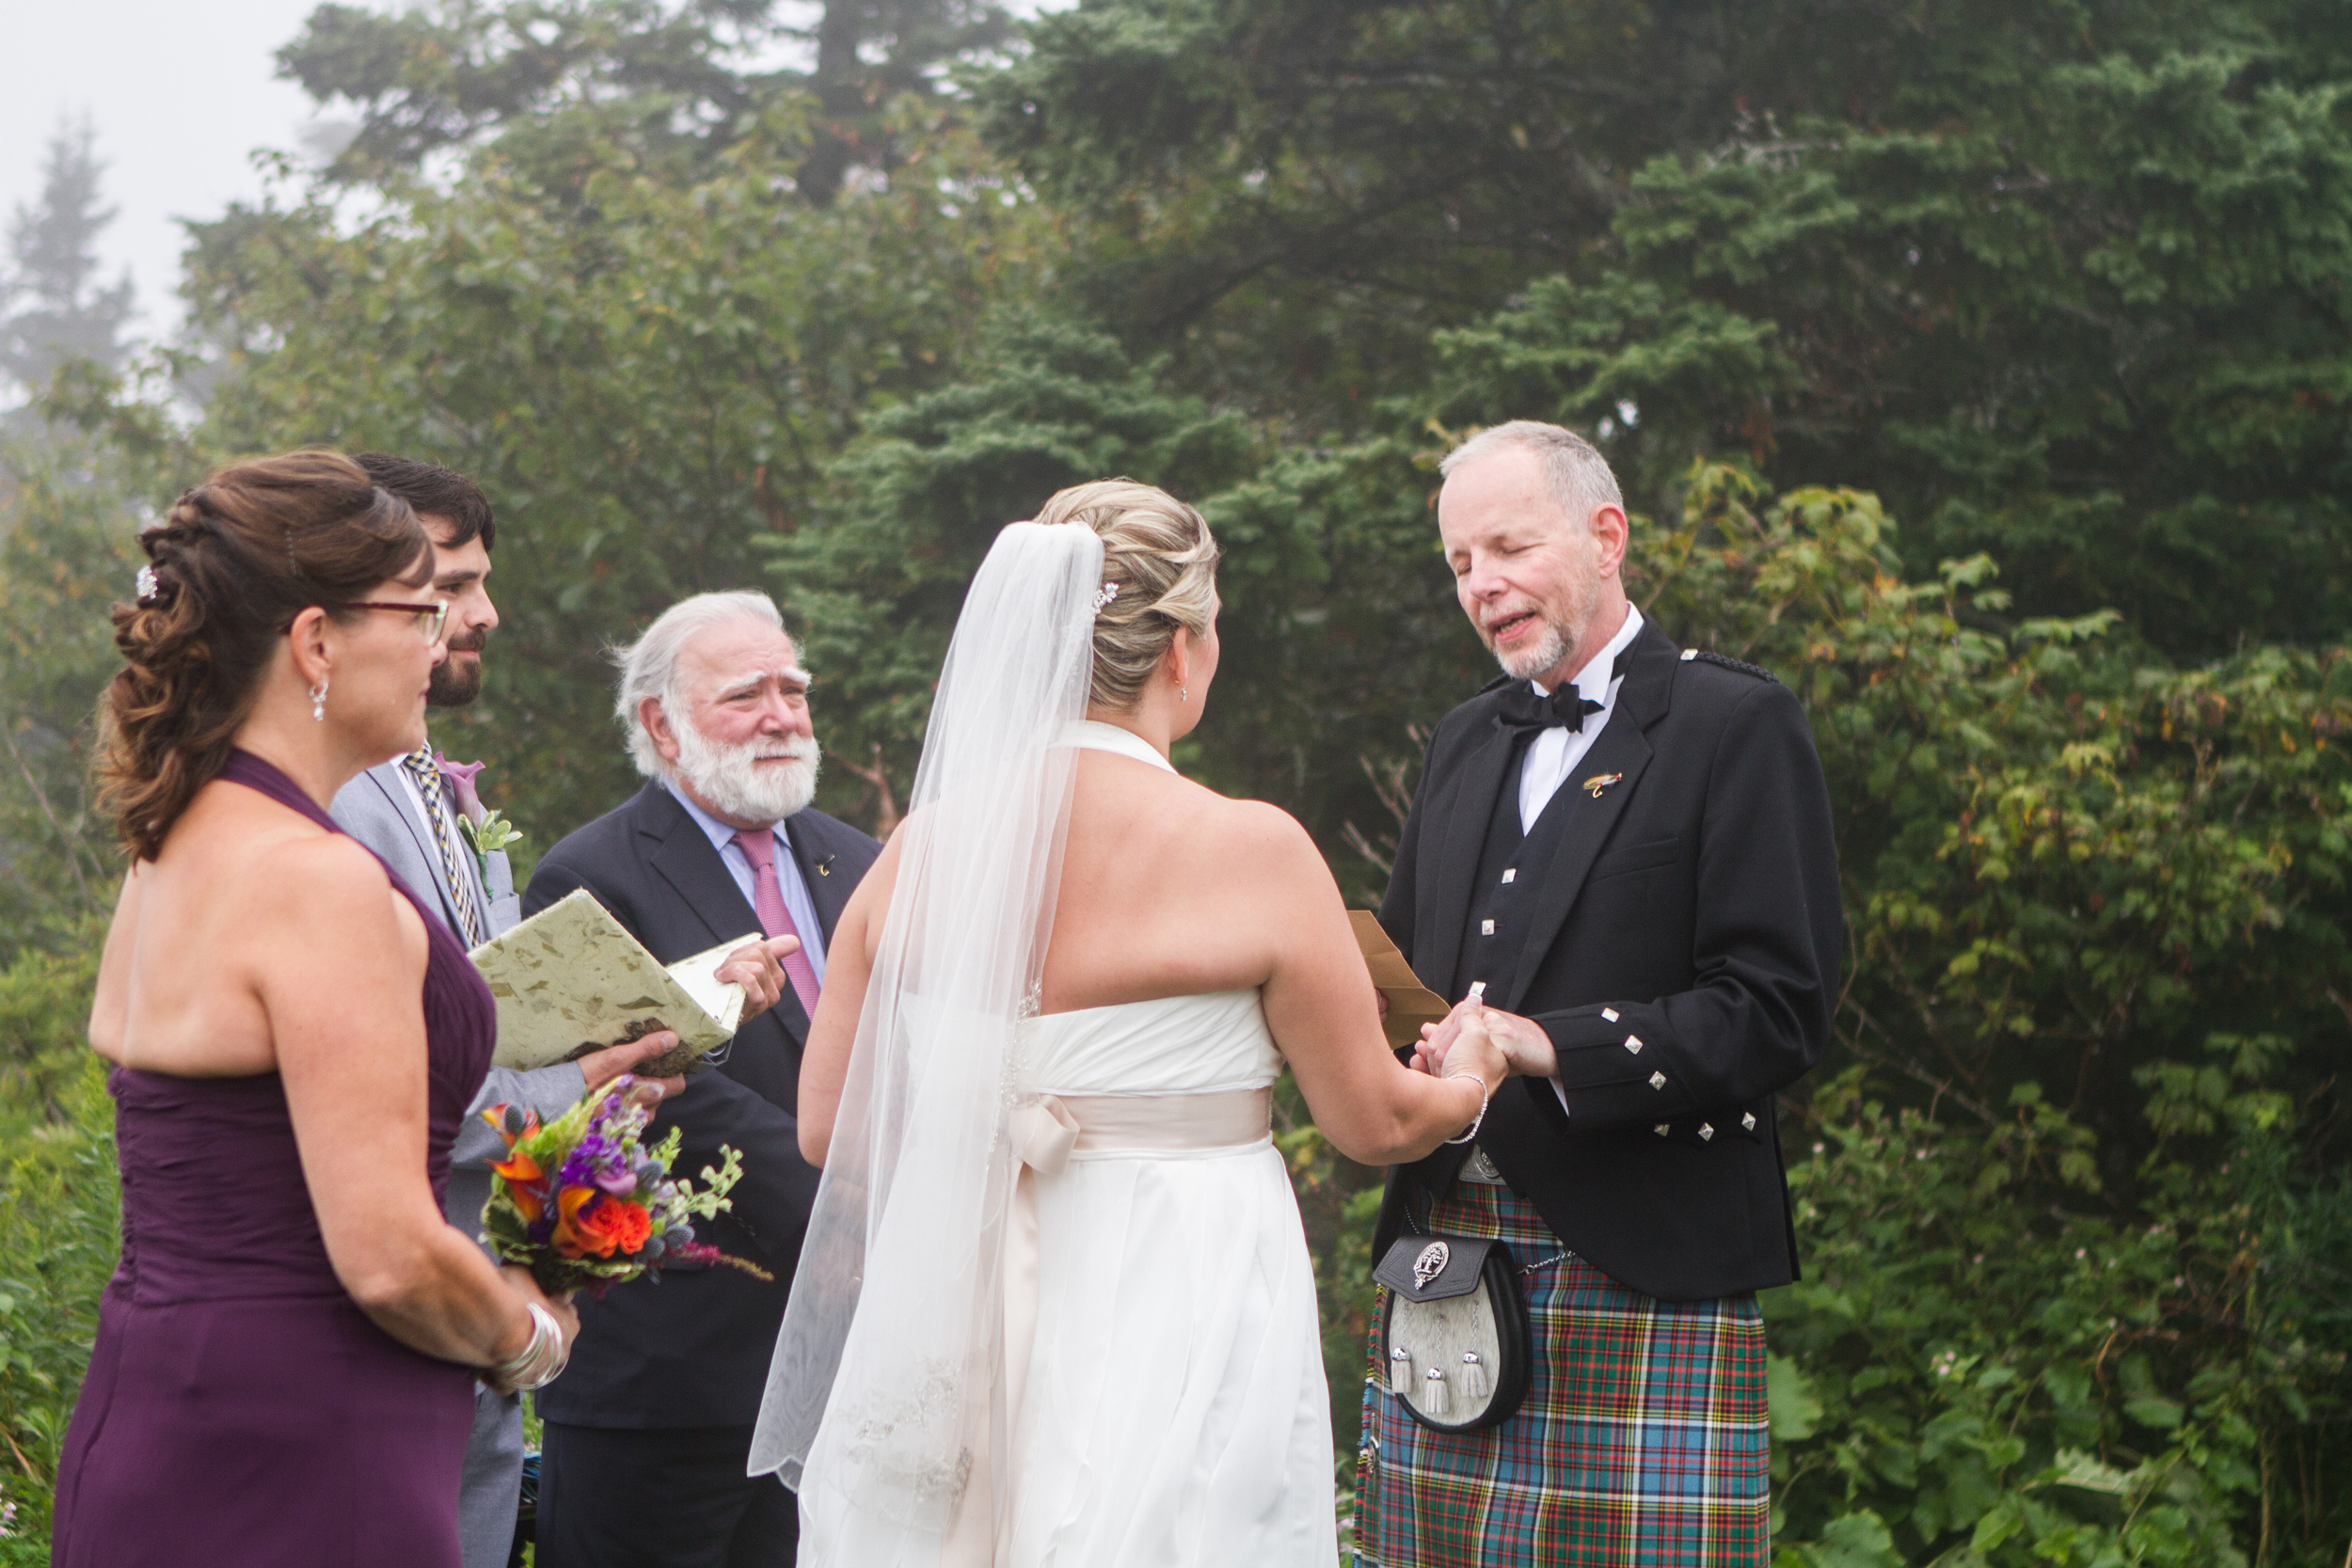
[
  {"left": 523, "top": 784, "right": 879, "bottom": 1428},
  {"left": 1374, "top": 617, "right": 1840, "bottom": 1303}
]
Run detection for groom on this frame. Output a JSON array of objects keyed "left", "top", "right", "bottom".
[{"left": 1357, "top": 421, "right": 1840, "bottom": 1565}]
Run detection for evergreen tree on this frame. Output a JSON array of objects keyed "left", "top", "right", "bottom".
[
  {"left": 278, "top": 0, "right": 1012, "bottom": 198},
  {"left": 982, "top": 0, "right": 2352, "bottom": 655},
  {"left": 0, "top": 118, "right": 135, "bottom": 402}
]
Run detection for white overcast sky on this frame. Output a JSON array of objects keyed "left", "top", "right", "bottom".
[
  {"left": 0, "top": 0, "right": 331, "bottom": 341},
  {"left": 0, "top": 1, "right": 1059, "bottom": 344}
]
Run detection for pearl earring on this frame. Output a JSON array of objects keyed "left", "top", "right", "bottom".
[
  {"left": 310, "top": 681, "right": 328, "bottom": 721},
  {"left": 1180, "top": 685, "right": 1188, "bottom": 703}
]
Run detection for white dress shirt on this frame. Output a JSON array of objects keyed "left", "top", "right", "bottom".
[
  {"left": 1518, "top": 604, "right": 1645, "bottom": 833},
  {"left": 1506, "top": 604, "right": 1644, "bottom": 1121},
  {"left": 664, "top": 784, "right": 829, "bottom": 983}
]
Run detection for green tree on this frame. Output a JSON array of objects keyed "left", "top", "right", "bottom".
[
  {"left": 280, "top": 0, "right": 1013, "bottom": 200},
  {"left": 183, "top": 93, "right": 1050, "bottom": 846},
  {"left": 765, "top": 308, "right": 1249, "bottom": 814},
  {"left": 983, "top": 0, "right": 2352, "bottom": 654}
]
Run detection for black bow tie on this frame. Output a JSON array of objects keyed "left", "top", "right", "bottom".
[{"left": 1495, "top": 684, "right": 1606, "bottom": 736}]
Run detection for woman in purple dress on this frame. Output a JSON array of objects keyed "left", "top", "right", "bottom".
[{"left": 53, "top": 452, "right": 580, "bottom": 1568}]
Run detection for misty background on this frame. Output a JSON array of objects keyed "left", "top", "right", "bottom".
[{"left": 1, "top": 0, "right": 331, "bottom": 343}]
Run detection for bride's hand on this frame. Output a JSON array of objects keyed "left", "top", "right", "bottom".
[
  {"left": 1422, "top": 998, "right": 1557, "bottom": 1079},
  {"left": 1442, "top": 1002, "right": 1509, "bottom": 1102}
]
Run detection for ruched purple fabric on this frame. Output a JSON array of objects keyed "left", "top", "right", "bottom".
[{"left": 52, "top": 750, "right": 495, "bottom": 1567}]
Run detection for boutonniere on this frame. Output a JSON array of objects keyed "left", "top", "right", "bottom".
[{"left": 437, "top": 752, "right": 525, "bottom": 868}]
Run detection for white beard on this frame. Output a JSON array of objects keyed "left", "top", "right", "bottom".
[
  {"left": 671, "top": 721, "right": 821, "bottom": 824},
  {"left": 1494, "top": 616, "right": 1573, "bottom": 682}
]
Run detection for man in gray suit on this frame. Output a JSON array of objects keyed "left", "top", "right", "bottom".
[{"left": 331, "top": 454, "right": 685, "bottom": 1568}]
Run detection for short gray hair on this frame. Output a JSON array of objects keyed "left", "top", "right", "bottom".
[
  {"left": 611, "top": 590, "right": 792, "bottom": 778},
  {"left": 1439, "top": 420, "right": 1624, "bottom": 530}
]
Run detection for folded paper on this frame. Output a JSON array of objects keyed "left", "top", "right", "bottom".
[{"left": 1349, "top": 910, "right": 1451, "bottom": 1049}]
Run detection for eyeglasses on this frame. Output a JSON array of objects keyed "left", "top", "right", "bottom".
[{"left": 334, "top": 599, "right": 452, "bottom": 641}]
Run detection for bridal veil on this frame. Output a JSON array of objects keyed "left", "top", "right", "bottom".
[{"left": 750, "top": 520, "right": 1104, "bottom": 1555}]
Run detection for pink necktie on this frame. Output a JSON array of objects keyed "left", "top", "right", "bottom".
[{"left": 731, "top": 830, "right": 822, "bottom": 1020}]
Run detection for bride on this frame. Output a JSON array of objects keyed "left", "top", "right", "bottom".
[{"left": 752, "top": 480, "right": 1528, "bottom": 1565}]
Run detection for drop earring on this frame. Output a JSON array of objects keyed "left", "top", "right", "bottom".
[
  {"left": 309, "top": 681, "right": 328, "bottom": 721},
  {"left": 1180, "top": 685, "right": 1189, "bottom": 703}
]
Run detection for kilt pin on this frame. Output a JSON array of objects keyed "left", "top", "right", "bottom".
[{"left": 1355, "top": 615, "right": 1840, "bottom": 1566}]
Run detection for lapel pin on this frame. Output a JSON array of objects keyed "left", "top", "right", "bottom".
[
  {"left": 817, "top": 854, "right": 836, "bottom": 877},
  {"left": 1581, "top": 772, "right": 1624, "bottom": 799}
]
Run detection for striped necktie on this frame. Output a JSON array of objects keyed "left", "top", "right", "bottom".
[{"left": 403, "top": 746, "right": 485, "bottom": 949}]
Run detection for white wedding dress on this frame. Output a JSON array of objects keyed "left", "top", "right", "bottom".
[
  {"left": 759, "top": 528, "right": 1332, "bottom": 1567},
  {"left": 993, "top": 987, "right": 1336, "bottom": 1565},
  {"left": 793, "top": 725, "right": 1337, "bottom": 1566}
]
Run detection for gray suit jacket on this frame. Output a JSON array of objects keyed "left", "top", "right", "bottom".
[{"left": 331, "top": 758, "right": 586, "bottom": 1242}]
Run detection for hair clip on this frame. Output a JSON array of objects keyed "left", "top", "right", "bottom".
[
  {"left": 135, "top": 565, "right": 162, "bottom": 606},
  {"left": 1091, "top": 582, "right": 1120, "bottom": 616}
]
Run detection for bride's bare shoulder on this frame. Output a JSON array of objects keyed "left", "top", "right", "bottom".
[{"left": 1183, "top": 789, "right": 1324, "bottom": 878}]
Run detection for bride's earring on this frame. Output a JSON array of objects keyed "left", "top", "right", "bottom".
[
  {"left": 310, "top": 681, "right": 329, "bottom": 721},
  {"left": 1180, "top": 685, "right": 1188, "bottom": 704}
]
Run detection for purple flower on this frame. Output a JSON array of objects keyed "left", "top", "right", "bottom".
[{"left": 436, "top": 752, "right": 488, "bottom": 824}]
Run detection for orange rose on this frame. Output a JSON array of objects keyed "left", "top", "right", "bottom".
[{"left": 574, "top": 1197, "right": 654, "bottom": 1259}]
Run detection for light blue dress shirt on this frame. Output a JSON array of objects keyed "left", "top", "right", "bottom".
[{"left": 663, "top": 784, "right": 829, "bottom": 983}]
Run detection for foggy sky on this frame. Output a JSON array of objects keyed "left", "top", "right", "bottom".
[
  {"left": 0, "top": 2, "right": 1062, "bottom": 347},
  {"left": 0, "top": 0, "right": 328, "bottom": 340}
]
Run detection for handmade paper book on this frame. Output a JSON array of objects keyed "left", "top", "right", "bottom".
[
  {"left": 469, "top": 889, "right": 760, "bottom": 1073},
  {"left": 1350, "top": 910, "right": 1452, "bottom": 1049}
]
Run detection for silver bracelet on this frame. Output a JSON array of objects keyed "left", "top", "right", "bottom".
[
  {"left": 489, "top": 1300, "right": 566, "bottom": 1393},
  {"left": 1442, "top": 1069, "right": 1493, "bottom": 1146}
]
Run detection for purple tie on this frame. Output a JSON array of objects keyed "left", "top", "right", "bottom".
[{"left": 731, "top": 830, "right": 821, "bottom": 1020}]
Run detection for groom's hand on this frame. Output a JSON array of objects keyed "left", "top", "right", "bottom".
[{"left": 1421, "top": 1003, "right": 1558, "bottom": 1078}]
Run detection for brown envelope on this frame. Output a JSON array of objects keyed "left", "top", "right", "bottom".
[{"left": 1350, "top": 910, "right": 1453, "bottom": 1049}]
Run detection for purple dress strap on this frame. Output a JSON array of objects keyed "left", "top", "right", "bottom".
[{"left": 51, "top": 749, "right": 499, "bottom": 1567}]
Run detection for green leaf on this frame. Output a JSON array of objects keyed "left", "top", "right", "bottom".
[{"left": 1768, "top": 1354, "right": 1824, "bottom": 1441}]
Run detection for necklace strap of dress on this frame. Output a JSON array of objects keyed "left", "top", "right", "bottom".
[{"left": 1061, "top": 720, "right": 1177, "bottom": 775}]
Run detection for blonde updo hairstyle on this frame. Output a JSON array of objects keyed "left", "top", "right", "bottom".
[{"left": 1032, "top": 479, "right": 1220, "bottom": 712}]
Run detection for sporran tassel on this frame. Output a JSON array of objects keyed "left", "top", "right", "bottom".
[
  {"left": 1422, "top": 1364, "right": 1450, "bottom": 1416},
  {"left": 1460, "top": 1351, "right": 1490, "bottom": 1400},
  {"left": 1389, "top": 1344, "right": 1414, "bottom": 1396}
]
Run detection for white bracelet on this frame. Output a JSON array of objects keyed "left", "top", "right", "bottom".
[{"left": 1442, "top": 1069, "right": 1493, "bottom": 1146}]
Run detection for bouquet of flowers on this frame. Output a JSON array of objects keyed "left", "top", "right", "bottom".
[{"left": 479, "top": 1076, "right": 771, "bottom": 1295}]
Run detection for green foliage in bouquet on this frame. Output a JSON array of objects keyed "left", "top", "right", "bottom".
[{"left": 478, "top": 1079, "right": 768, "bottom": 1297}]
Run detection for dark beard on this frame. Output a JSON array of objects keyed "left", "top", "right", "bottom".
[{"left": 428, "top": 634, "right": 487, "bottom": 707}]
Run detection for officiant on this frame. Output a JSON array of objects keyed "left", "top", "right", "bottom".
[
  {"left": 1356, "top": 422, "right": 1840, "bottom": 1565},
  {"left": 523, "top": 590, "right": 880, "bottom": 1567},
  {"left": 328, "top": 454, "right": 691, "bottom": 1568}
]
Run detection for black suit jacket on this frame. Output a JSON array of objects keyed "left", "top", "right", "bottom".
[
  {"left": 524, "top": 783, "right": 880, "bottom": 1428},
  {"left": 1375, "top": 619, "right": 1840, "bottom": 1302}
]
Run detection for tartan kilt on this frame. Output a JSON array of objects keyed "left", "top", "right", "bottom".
[{"left": 1353, "top": 1180, "right": 1769, "bottom": 1567}]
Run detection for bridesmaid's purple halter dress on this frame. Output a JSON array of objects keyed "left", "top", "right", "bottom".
[{"left": 52, "top": 752, "right": 496, "bottom": 1568}]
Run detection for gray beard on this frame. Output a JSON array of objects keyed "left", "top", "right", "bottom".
[
  {"left": 1494, "top": 617, "right": 1573, "bottom": 682},
  {"left": 672, "top": 723, "right": 820, "bottom": 824}
]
